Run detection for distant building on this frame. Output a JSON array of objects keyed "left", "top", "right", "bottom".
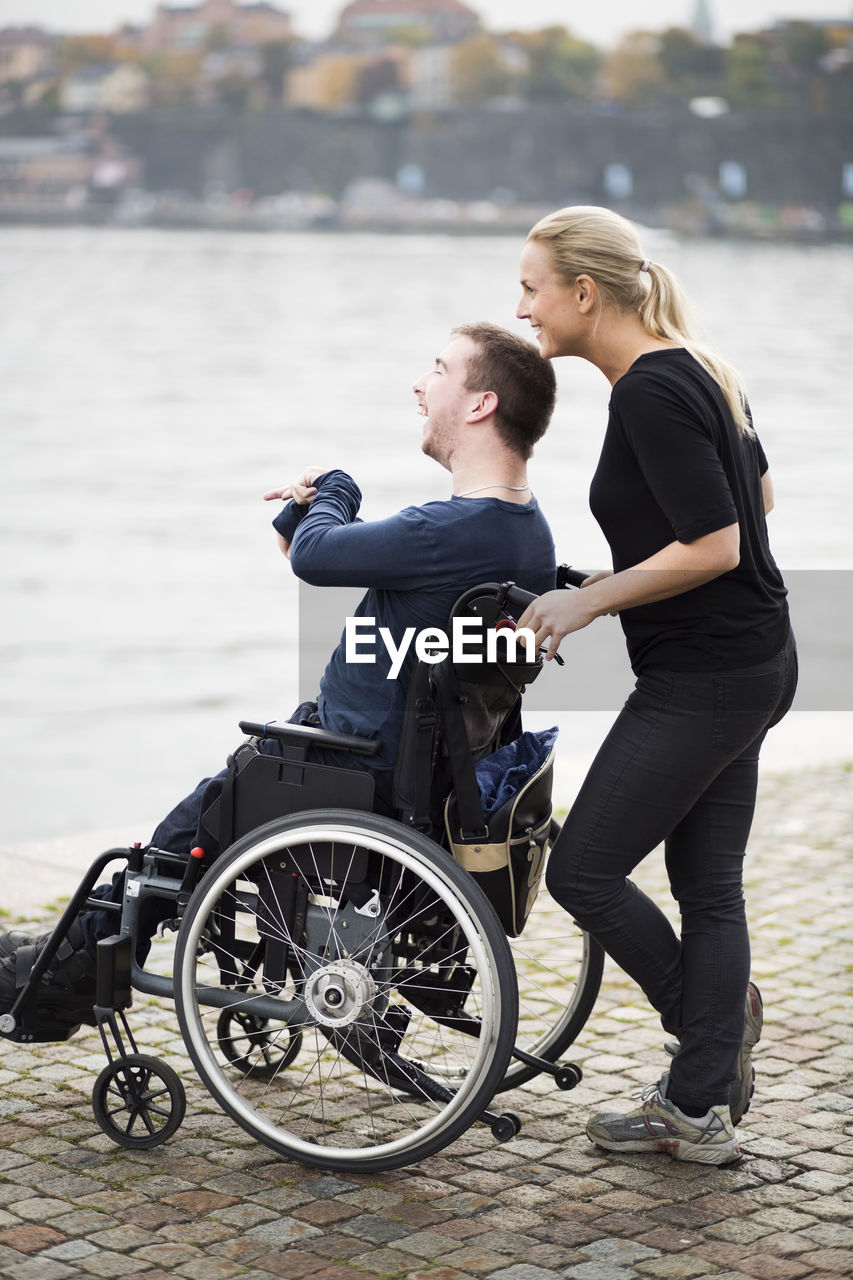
[
  {"left": 141, "top": 0, "right": 292, "bottom": 54},
  {"left": 0, "top": 132, "right": 140, "bottom": 204},
  {"left": 0, "top": 26, "right": 56, "bottom": 84},
  {"left": 333, "top": 0, "right": 480, "bottom": 49},
  {"left": 60, "top": 63, "right": 152, "bottom": 114}
]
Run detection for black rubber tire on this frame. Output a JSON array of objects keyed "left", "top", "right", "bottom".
[
  {"left": 174, "top": 810, "right": 519, "bottom": 1172},
  {"left": 92, "top": 1053, "right": 186, "bottom": 1149}
]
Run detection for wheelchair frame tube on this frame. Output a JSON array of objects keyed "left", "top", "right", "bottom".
[{"left": 7, "top": 847, "right": 133, "bottom": 1025}]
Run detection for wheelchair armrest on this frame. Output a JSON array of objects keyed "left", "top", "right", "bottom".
[{"left": 239, "top": 720, "right": 381, "bottom": 757}]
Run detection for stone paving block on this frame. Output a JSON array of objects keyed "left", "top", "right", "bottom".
[
  {"left": 580, "top": 1238, "right": 662, "bottom": 1265},
  {"left": 244, "top": 1217, "right": 323, "bottom": 1248},
  {"left": 0, "top": 1223, "right": 68, "bottom": 1253},
  {"left": 171, "top": 1258, "right": 245, "bottom": 1279},
  {"left": 3, "top": 1259, "right": 78, "bottom": 1280},
  {"left": 326, "top": 1266, "right": 414, "bottom": 1280},
  {"left": 432, "top": 1217, "right": 493, "bottom": 1241},
  {"left": 209, "top": 1235, "right": 273, "bottom": 1265},
  {"left": 75, "top": 1249, "right": 153, "bottom": 1276},
  {"left": 801, "top": 1221, "right": 853, "bottom": 1247},
  {"left": 130, "top": 1242, "right": 205, "bottom": 1268},
  {"left": 787, "top": 1170, "right": 851, "bottom": 1193},
  {"left": 563, "top": 1263, "right": 639, "bottom": 1280},
  {"left": 346, "top": 1244, "right": 422, "bottom": 1273},
  {"left": 202, "top": 1172, "right": 272, "bottom": 1197},
  {"left": 395, "top": 1228, "right": 455, "bottom": 1259},
  {"left": 246, "top": 1183, "right": 314, "bottom": 1210},
  {"left": 751, "top": 1207, "right": 819, "bottom": 1231},
  {"left": 290, "top": 1199, "right": 363, "bottom": 1227},
  {"left": 388, "top": 1201, "right": 448, "bottom": 1228},
  {"left": 122, "top": 1202, "right": 191, "bottom": 1229},
  {"left": 633, "top": 1254, "right": 721, "bottom": 1277},
  {"left": 727, "top": 1256, "right": 814, "bottom": 1279},
  {"left": 634, "top": 1230, "right": 700, "bottom": 1254},
  {"left": 162, "top": 1189, "right": 239, "bottom": 1213},
  {"left": 206, "top": 1202, "right": 279, "bottom": 1228},
  {"left": 42, "top": 1239, "right": 99, "bottom": 1262},
  {"left": 7, "top": 1196, "right": 78, "bottom": 1222},
  {"left": 595, "top": 1189, "right": 660, "bottom": 1213},
  {"left": 701, "top": 1218, "right": 775, "bottom": 1245},
  {"left": 337, "top": 1211, "right": 415, "bottom": 1244},
  {"left": 442, "top": 1242, "right": 521, "bottom": 1273},
  {"left": 250, "top": 1249, "right": 330, "bottom": 1277},
  {"left": 297, "top": 1228, "right": 363, "bottom": 1259},
  {"left": 159, "top": 1221, "right": 238, "bottom": 1246},
  {"left": 470, "top": 1229, "right": 540, "bottom": 1256},
  {"left": 796, "top": 1249, "right": 853, "bottom": 1274},
  {"left": 747, "top": 1184, "right": 816, "bottom": 1209},
  {"left": 483, "top": 1266, "right": 566, "bottom": 1280},
  {"left": 43, "top": 1211, "right": 119, "bottom": 1238},
  {"left": 758, "top": 1231, "right": 819, "bottom": 1257}
]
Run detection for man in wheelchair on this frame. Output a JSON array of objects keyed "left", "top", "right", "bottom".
[{"left": 1, "top": 321, "right": 558, "bottom": 1041}]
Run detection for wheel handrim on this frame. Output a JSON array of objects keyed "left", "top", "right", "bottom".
[{"left": 176, "top": 820, "right": 513, "bottom": 1166}]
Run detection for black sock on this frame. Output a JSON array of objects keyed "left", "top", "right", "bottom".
[
  {"left": 677, "top": 1104, "right": 709, "bottom": 1119},
  {"left": 668, "top": 1094, "right": 709, "bottom": 1118}
]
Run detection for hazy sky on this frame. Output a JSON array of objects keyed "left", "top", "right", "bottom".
[{"left": 2, "top": 0, "right": 850, "bottom": 46}]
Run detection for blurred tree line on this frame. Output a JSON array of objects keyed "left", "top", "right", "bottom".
[{"left": 37, "top": 18, "right": 853, "bottom": 114}]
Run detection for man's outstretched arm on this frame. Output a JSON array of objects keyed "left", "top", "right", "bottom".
[{"left": 265, "top": 468, "right": 441, "bottom": 590}]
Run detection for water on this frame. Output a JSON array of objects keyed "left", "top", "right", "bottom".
[{"left": 1, "top": 227, "right": 852, "bottom": 843}]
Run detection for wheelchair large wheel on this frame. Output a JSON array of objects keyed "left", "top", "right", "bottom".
[
  {"left": 499, "top": 820, "right": 604, "bottom": 1091},
  {"left": 174, "top": 810, "right": 518, "bottom": 1172}
]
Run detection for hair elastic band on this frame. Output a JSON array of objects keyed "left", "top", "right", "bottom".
[{"left": 641, "top": 258, "right": 652, "bottom": 272}]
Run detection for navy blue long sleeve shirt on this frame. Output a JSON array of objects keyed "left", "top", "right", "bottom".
[{"left": 273, "top": 470, "right": 556, "bottom": 770}]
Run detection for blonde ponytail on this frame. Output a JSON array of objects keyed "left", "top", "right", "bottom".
[{"left": 528, "top": 206, "right": 753, "bottom": 436}]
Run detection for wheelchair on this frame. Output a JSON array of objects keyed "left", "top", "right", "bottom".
[{"left": 0, "top": 574, "right": 604, "bottom": 1172}]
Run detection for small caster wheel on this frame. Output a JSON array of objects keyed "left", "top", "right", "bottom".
[
  {"left": 92, "top": 1053, "right": 186, "bottom": 1149},
  {"left": 491, "top": 1111, "right": 522, "bottom": 1143},
  {"left": 554, "top": 1064, "right": 582, "bottom": 1091},
  {"left": 217, "top": 1008, "right": 302, "bottom": 1077}
]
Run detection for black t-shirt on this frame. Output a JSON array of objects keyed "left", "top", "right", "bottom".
[{"left": 589, "top": 348, "right": 789, "bottom": 673}]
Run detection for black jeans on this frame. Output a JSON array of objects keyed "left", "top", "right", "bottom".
[{"left": 546, "top": 627, "right": 797, "bottom": 1114}]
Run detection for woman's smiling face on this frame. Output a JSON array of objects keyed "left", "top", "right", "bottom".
[{"left": 516, "top": 239, "right": 581, "bottom": 360}]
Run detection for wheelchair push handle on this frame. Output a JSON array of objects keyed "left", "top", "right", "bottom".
[
  {"left": 556, "top": 564, "right": 592, "bottom": 590},
  {"left": 496, "top": 565, "right": 591, "bottom": 619}
]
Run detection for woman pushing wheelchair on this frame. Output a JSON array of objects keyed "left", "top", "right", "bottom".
[{"left": 515, "top": 204, "right": 796, "bottom": 1166}]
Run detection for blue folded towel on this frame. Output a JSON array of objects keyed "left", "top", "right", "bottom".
[{"left": 475, "top": 726, "right": 559, "bottom": 817}]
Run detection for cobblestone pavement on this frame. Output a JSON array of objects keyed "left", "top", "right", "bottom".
[{"left": 1, "top": 764, "right": 851, "bottom": 1280}]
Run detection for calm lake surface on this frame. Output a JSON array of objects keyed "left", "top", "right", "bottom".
[{"left": 1, "top": 227, "right": 852, "bottom": 842}]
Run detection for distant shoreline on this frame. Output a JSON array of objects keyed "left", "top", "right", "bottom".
[{"left": 2, "top": 204, "right": 851, "bottom": 245}]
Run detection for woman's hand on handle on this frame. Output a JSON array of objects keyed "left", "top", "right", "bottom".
[{"left": 517, "top": 588, "right": 600, "bottom": 662}]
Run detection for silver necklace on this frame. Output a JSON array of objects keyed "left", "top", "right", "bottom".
[{"left": 457, "top": 482, "right": 531, "bottom": 498}]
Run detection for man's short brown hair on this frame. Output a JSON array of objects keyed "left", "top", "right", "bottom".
[{"left": 453, "top": 322, "right": 556, "bottom": 460}]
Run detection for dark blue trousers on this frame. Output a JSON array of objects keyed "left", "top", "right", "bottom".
[{"left": 82, "top": 704, "right": 393, "bottom": 951}]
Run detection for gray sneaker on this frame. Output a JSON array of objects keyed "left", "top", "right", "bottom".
[
  {"left": 664, "top": 981, "right": 763, "bottom": 1126},
  {"left": 586, "top": 1074, "right": 742, "bottom": 1166}
]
